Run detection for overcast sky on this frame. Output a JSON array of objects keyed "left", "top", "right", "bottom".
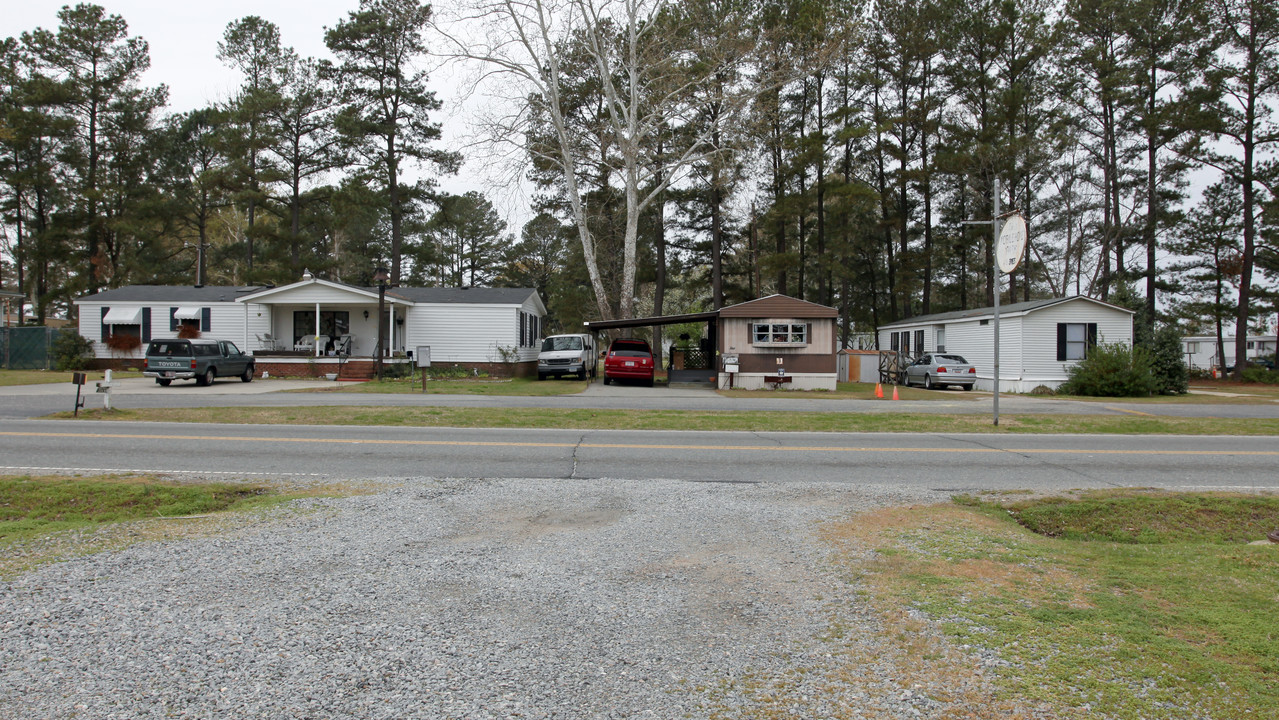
[{"left": 9, "top": 0, "right": 530, "bottom": 228}]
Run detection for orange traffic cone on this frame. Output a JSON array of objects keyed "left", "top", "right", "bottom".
[
  {"left": 875, "top": 383, "right": 884, "bottom": 398},
  {"left": 892, "top": 385, "right": 900, "bottom": 401}
]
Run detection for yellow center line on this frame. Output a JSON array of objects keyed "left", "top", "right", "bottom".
[
  {"left": 1105, "top": 406, "right": 1155, "bottom": 417},
  {"left": 2, "top": 431, "right": 1276, "bottom": 456}
]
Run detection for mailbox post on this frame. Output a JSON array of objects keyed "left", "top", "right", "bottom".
[
  {"left": 95, "top": 369, "right": 114, "bottom": 411},
  {"left": 71, "top": 372, "right": 86, "bottom": 416},
  {"left": 416, "top": 345, "right": 431, "bottom": 392}
]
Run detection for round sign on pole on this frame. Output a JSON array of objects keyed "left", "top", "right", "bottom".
[{"left": 996, "top": 214, "right": 1027, "bottom": 274}]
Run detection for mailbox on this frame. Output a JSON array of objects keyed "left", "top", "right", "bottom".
[{"left": 415, "top": 346, "right": 431, "bottom": 368}]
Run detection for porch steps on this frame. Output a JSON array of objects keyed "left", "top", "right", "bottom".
[{"left": 336, "top": 360, "right": 376, "bottom": 381}]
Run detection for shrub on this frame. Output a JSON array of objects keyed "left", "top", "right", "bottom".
[
  {"left": 104, "top": 333, "right": 142, "bottom": 354},
  {"left": 1241, "top": 366, "right": 1279, "bottom": 385},
  {"left": 1149, "top": 324, "right": 1189, "bottom": 395},
  {"left": 50, "top": 331, "right": 95, "bottom": 371},
  {"left": 1058, "top": 342, "right": 1158, "bottom": 397}
]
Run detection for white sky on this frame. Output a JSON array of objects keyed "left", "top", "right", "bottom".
[{"left": 8, "top": 0, "right": 531, "bottom": 228}]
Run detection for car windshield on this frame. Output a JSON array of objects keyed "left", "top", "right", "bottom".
[
  {"left": 148, "top": 341, "right": 191, "bottom": 356},
  {"left": 542, "top": 336, "right": 583, "bottom": 352},
  {"left": 937, "top": 355, "right": 968, "bottom": 364}
]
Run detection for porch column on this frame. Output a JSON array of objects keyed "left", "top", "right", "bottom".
[
  {"left": 315, "top": 302, "right": 321, "bottom": 357},
  {"left": 390, "top": 305, "right": 396, "bottom": 357}
]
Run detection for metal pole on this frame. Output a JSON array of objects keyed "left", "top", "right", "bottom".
[
  {"left": 376, "top": 283, "right": 386, "bottom": 381},
  {"left": 993, "top": 178, "right": 1001, "bottom": 427}
]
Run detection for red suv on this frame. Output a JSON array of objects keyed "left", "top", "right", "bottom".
[{"left": 603, "top": 338, "right": 655, "bottom": 386}]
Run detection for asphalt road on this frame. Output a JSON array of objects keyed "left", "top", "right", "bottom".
[
  {"left": 2, "top": 419, "right": 1276, "bottom": 493},
  {"left": 3, "top": 376, "right": 1279, "bottom": 419}
]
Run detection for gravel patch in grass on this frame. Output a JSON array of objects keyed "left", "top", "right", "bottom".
[{"left": 0, "top": 476, "right": 1045, "bottom": 719}]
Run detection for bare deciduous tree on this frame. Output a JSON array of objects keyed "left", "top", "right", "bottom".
[{"left": 433, "top": 0, "right": 760, "bottom": 320}]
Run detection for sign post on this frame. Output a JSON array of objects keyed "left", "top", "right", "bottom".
[
  {"left": 992, "top": 183, "right": 1028, "bottom": 427},
  {"left": 416, "top": 345, "right": 431, "bottom": 392}
]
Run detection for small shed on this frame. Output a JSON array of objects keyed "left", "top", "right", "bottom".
[
  {"left": 876, "top": 296, "right": 1135, "bottom": 392},
  {"left": 837, "top": 349, "right": 881, "bottom": 383},
  {"left": 718, "top": 295, "right": 838, "bottom": 390}
]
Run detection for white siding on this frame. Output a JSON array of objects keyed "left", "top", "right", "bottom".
[
  {"left": 878, "top": 299, "right": 1133, "bottom": 391},
  {"left": 1019, "top": 303, "right": 1132, "bottom": 389},
  {"left": 406, "top": 304, "right": 522, "bottom": 363},
  {"left": 76, "top": 302, "right": 251, "bottom": 359}
]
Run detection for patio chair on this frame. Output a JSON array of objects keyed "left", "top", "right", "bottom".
[
  {"left": 294, "top": 336, "right": 315, "bottom": 352},
  {"left": 334, "top": 335, "right": 352, "bottom": 355}
]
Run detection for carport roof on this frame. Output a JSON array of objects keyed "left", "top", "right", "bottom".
[{"left": 583, "top": 310, "right": 719, "bottom": 331}]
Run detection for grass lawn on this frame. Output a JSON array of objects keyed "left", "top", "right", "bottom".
[
  {"left": 0, "top": 369, "right": 143, "bottom": 386},
  {"left": 717, "top": 381, "right": 980, "bottom": 401},
  {"left": 0, "top": 473, "right": 360, "bottom": 577},
  {"left": 1048, "top": 386, "right": 1279, "bottom": 404},
  {"left": 315, "top": 375, "right": 590, "bottom": 396},
  {"left": 819, "top": 490, "right": 1279, "bottom": 718},
  {"left": 52, "top": 405, "right": 1279, "bottom": 435}
]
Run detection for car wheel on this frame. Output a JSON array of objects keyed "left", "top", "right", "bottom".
[
  {"left": 537, "top": 372, "right": 546, "bottom": 381},
  {"left": 962, "top": 383, "right": 972, "bottom": 391},
  {"left": 156, "top": 379, "right": 171, "bottom": 387},
  {"left": 603, "top": 376, "right": 611, "bottom": 385},
  {"left": 646, "top": 377, "right": 654, "bottom": 388},
  {"left": 924, "top": 374, "right": 932, "bottom": 389},
  {"left": 241, "top": 366, "right": 254, "bottom": 383},
  {"left": 578, "top": 368, "right": 586, "bottom": 380},
  {"left": 198, "top": 368, "right": 215, "bottom": 386}
]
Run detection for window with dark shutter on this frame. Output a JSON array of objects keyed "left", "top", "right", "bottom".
[
  {"left": 100, "top": 307, "right": 109, "bottom": 341},
  {"left": 200, "top": 308, "right": 211, "bottom": 332},
  {"left": 142, "top": 307, "right": 152, "bottom": 342},
  {"left": 1059, "top": 323, "right": 1089, "bottom": 360},
  {"left": 169, "top": 307, "right": 178, "bottom": 331}
]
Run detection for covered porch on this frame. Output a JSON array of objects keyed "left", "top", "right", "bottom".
[{"left": 238, "top": 276, "right": 411, "bottom": 366}]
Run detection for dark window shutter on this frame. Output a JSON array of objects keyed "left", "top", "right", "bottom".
[
  {"left": 807, "top": 323, "right": 813, "bottom": 344},
  {"left": 100, "top": 307, "right": 109, "bottom": 341},
  {"left": 142, "top": 307, "right": 152, "bottom": 342},
  {"left": 1056, "top": 324, "right": 1067, "bottom": 361},
  {"left": 201, "top": 307, "right": 211, "bottom": 332},
  {"left": 169, "top": 307, "right": 178, "bottom": 331},
  {"left": 1087, "top": 323, "right": 1098, "bottom": 355}
]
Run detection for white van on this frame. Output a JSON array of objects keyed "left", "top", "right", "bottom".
[{"left": 537, "top": 333, "right": 597, "bottom": 380}]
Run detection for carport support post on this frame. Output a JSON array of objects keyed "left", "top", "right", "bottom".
[{"left": 993, "top": 179, "right": 1001, "bottom": 427}]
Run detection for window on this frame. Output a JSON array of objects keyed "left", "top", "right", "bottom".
[
  {"left": 1057, "top": 323, "right": 1098, "bottom": 361},
  {"left": 914, "top": 330, "right": 924, "bottom": 353},
  {"left": 901, "top": 331, "right": 910, "bottom": 354},
  {"left": 1186, "top": 342, "right": 1199, "bottom": 354},
  {"left": 890, "top": 333, "right": 899, "bottom": 352},
  {"left": 293, "top": 311, "right": 349, "bottom": 344},
  {"left": 752, "top": 322, "right": 808, "bottom": 345},
  {"left": 1247, "top": 341, "right": 1255, "bottom": 350}
]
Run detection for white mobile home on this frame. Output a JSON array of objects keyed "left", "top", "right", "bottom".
[
  {"left": 74, "top": 275, "right": 546, "bottom": 377},
  {"left": 1181, "top": 334, "right": 1276, "bottom": 370},
  {"left": 877, "top": 296, "right": 1135, "bottom": 392}
]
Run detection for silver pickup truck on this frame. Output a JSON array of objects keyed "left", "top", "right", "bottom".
[{"left": 144, "top": 339, "right": 255, "bottom": 386}]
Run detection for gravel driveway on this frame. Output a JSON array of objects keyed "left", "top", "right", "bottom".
[{"left": 1, "top": 477, "right": 1003, "bottom": 719}]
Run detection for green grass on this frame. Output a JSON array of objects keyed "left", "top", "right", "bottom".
[
  {"left": 0, "top": 474, "right": 272, "bottom": 542},
  {"left": 971, "top": 490, "right": 1279, "bottom": 543},
  {"left": 0, "top": 369, "right": 144, "bottom": 386},
  {"left": 51, "top": 405, "right": 1279, "bottom": 435},
  {"left": 319, "top": 375, "right": 590, "bottom": 396},
  {"left": 827, "top": 491, "right": 1279, "bottom": 718},
  {"left": 718, "top": 381, "right": 980, "bottom": 400}
]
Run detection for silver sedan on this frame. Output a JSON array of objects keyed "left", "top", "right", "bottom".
[{"left": 904, "top": 353, "right": 976, "bottom": 390}]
